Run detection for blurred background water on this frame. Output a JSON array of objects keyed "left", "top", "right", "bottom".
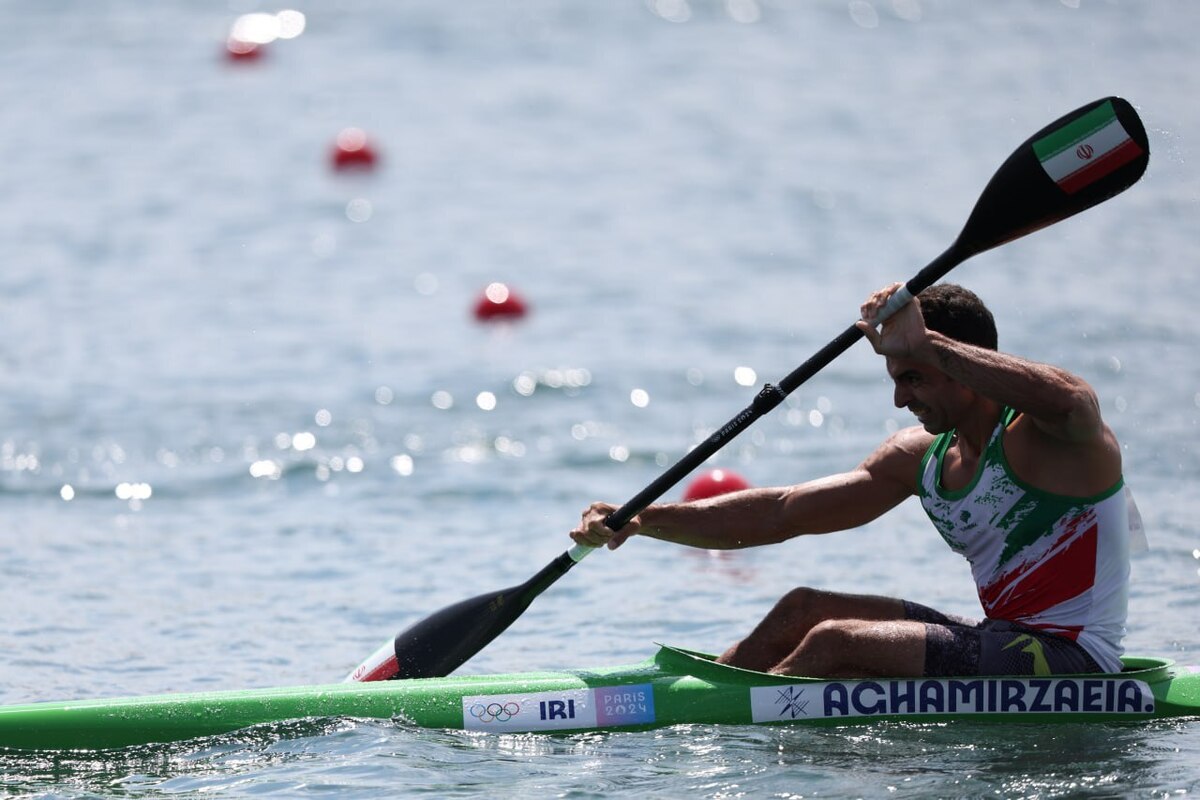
[{"left": 2, "top": 0, "right": 1198, "bottom": 796}]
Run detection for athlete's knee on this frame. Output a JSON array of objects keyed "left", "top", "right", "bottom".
[
  {"left": 776, "top": 620, "right": 861, "bottom": 677},
  {"left": 771, "top": 586, "right": 832, "bottom": 620},
  {"left": 801, "top": 618, "right": 859, "bottom": 651},
  {"left": 776, "top": 586, "right": 820, "bottom": 610}
]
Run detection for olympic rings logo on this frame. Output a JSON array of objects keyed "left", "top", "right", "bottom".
[{"left": 468, "top": 702, "right": 521, "bottom": 723}]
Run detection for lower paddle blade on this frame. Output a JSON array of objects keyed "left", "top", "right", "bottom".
[
  {"left": 390, "top": 583, "right": 535, "bottom": 679},
  {"left": 344, "top": 583, "right": 533, "bottom": 681},
  {"left": 348, "top": 549, "right": 585, "bottom": 680},
  {"left": 958, "top": 96, "right": 1148, "bottom": 255}
]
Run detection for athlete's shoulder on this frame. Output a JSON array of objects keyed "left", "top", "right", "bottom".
[
  {"left": 882, "top": 425, "right": 937, "bottom": 461},
  {"left": 859, "top": 426, "right": 934, "bottom": 488}
]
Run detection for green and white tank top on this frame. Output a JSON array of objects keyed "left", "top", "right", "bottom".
[{"left": 918, "top": 407, "right": 1130, "bottom": 673}]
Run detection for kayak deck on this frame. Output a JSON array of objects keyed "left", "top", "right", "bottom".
[{"left": 1, "top": 646, "right": 1197, "bottom": 751}]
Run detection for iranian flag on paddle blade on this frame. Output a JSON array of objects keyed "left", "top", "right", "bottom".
[{"left": 1033, "top": 99, "right": 1144, "bottom": 195}]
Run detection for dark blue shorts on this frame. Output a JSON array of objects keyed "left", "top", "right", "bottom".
[{"left": 902, "top": 600, "right": 1102, "bottom": 677}]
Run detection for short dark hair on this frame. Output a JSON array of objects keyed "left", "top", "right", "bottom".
[{"left": 918, "top": 283, "right": 997, "bottom": 350}]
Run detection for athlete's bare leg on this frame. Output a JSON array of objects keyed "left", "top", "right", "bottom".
[{"left": 716, "top": 587, "right": 927, "bottom": 678}]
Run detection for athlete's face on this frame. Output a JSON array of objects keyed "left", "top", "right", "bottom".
[{"left": 885, "top": 357, "right": 973, "bottom": 434}]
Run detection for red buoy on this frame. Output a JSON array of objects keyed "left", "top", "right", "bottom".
[
  {"left": 225, "top": 37, "right": 265, "bottom": 61},
  {"left": 473, "top": 282, "right": 528, "bottom": 321},
  {"left": 332, "top": 128, "right": 378, "bottom": 171},
  {"left": 683, "top": 469, "right": 750, "bottom": 501}
]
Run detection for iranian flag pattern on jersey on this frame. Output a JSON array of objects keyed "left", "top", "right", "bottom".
[
  {"left": 1032, "top": 99, "right": 1144, "bottom": 195},
  {"left": 917, "top": 409, "right": 1131, "bottom": 673}
]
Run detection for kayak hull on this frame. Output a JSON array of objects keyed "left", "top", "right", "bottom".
[{"left": 2, "top": 646, "right": 1197, "bottom": 751}]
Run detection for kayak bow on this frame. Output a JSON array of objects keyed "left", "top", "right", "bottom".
[{"left": 2, "top": 645, "right": 1197, "bottom": 751}]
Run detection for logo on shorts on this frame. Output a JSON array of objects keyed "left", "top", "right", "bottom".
[{"left": 1003, "top": 634, "right": 1051, "bottom": 676}]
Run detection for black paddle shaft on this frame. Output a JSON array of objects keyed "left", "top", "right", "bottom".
[
  {"left": 605, "top": 249, "right": 955, "bottom": 532},
  {"left": 368, "top": 96, "right": 1148, "bottom": 680}
]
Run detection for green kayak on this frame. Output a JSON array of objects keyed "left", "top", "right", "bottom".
[{"left": 1, "top": 645, "right": 1197, "bottom": 751}]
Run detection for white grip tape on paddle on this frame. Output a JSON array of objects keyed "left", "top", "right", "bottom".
[
  {"left": 568, "top": 543, "right": 597, "bottom": 562},
  {"left": 867, "top": 285, "right": 914, "bottom": 328}
]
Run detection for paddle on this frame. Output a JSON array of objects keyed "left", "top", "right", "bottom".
[{"left": 346, "top": 96, "right": 1149, "bottom": 682}]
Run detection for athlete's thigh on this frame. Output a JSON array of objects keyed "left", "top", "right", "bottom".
[
  {"left": 794, "top": 587, "right": 910, "bottom": 622},
  {"left": 811, "top": 617, "right": 930, "bottom": 677}
]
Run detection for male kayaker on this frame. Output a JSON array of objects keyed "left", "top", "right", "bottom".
[{"left": 570, "top": 282, "right": 1133, "bottom": 679}]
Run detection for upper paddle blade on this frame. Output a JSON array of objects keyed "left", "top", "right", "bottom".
[{"left": 957, "top": 96, "right": 1148, "bottom": 256}]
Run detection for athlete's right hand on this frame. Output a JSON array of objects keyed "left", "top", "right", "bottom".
[{"left": 570, "top": 502, "right": 642, "bottom": 550}]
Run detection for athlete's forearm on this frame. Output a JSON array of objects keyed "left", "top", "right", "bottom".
[
  {"left": 636, "top": 488, "right": 798, "bottom": 549},
  {"left": 636, "top": 461, "right": 913, "bottom": 548}
]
